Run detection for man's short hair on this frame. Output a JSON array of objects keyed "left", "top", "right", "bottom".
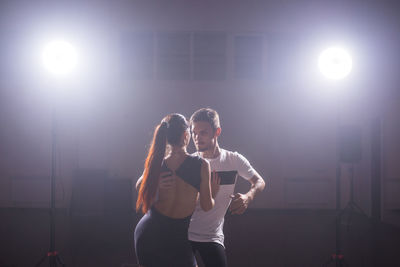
[{"left": 190, "top": 108, "right": 220, "bottom": 133}]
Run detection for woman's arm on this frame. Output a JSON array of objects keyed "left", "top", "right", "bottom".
[
  {"left": 199, "top": 159, "right": 215, "bottom": 211},
  {"left": 135, "top": 175, "right": 143, "bottom": 191}
]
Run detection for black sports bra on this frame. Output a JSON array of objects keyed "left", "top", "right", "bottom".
[{"left": 161, "top": 155, "right": 202, "bottom": 191}]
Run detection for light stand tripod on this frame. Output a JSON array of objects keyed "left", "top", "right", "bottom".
[
  {"left": 318, "top": 45, "right": 355, "bottom": 267},
  {"left": 34, "top": 107, "right": 66, "bottom": 267},
  {"left": 338, "top": 164, "right": 369, "bottom": 230},
  {"left": 35, "top": 39, "right": 77, "bottom": 267},
  {"left": 324, "top": 162, "right": 368, "bottom": 267},
  {"left": 324, "top": 160, "right": 348, "bottom": 267}
]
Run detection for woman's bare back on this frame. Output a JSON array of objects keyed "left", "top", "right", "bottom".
[{"left": 154, "top": 154, "right": 200, "bottom": 218}]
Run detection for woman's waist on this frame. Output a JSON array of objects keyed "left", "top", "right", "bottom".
[{"left": 153, "top": 201, "right": 195, "bottom": 220}]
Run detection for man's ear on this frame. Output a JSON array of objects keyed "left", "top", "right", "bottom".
[{"left": 215, "top": 127, "right": 221, "bottom": 138}]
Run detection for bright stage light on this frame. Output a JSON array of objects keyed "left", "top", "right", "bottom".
[
  {"left": 318, "top": 46, "right": 352, "bottom": 80},
  {"left": 42, "top": 40, "right": 77, "bottom": 75}
]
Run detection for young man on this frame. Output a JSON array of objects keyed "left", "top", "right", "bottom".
[
  {"left": 187, "top": 108, "right": 265, "bottom": 267},
  {"left": 136, "top": 108, "right": 265, "bottom": 267}
]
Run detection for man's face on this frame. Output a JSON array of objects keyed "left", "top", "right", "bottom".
[{"left": 191, "top": 121, "right": 216, "bottom": 152}]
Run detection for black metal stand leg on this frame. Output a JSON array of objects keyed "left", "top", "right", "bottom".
[
  {"left": 324, "top": 163, "right": 370, "bottom": 267},
  {"left": 34, "top": 254, "right": 47, "bottom": 267},
  {"left": 34, "top": 108, "right": 66, "bottom": 267},
  {"left": 56, "top": 254, "right": 66, "bottom": 267},
  {"left": 35, "top": 252, "right": 65, "bottom": 267},
  {"left": 324, "top": 254, "right": 349, "bottom": 267}
]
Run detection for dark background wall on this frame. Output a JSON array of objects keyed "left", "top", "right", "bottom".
[{"left": 1, "top": 0, "right": 400, "bottom": 266}]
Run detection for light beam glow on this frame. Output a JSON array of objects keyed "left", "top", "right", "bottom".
[
  {"left": 318, "top": 46, "right": 352, "bottom": 80},
  {"left": 42, "top": 40, "right": 77, "bottom": 76}
]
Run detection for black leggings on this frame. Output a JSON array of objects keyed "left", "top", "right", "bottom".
[
  {"left": 134, "top": 208, "right": 196, "bottom": 267},
  {"left": 190, "top": 241, "right": 227, "bottom": 267}
]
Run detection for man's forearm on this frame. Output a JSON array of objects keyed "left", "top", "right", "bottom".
[{"left": 245, "top": 174, "right": 265, "bottom": 202}]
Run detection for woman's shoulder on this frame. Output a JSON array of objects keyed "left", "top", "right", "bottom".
[
  {"left": 188, "top": 154, "right": 205, "bottom": 163},
  {"left": 185, "top": 154, "right": 208, "bottom": 170}
]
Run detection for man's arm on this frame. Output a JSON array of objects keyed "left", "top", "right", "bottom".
[{"left": 229, "top": 170, "right": 265, "bottom": 215}]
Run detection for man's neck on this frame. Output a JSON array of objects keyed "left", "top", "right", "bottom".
[{"left": 200, "top": 144, "right": 221, "bottom": 159}]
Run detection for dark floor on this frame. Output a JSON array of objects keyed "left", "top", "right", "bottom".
[{"left": 0, "top": 208, "right": 399, "bottom": 267}]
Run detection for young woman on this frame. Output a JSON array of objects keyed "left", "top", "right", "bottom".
[{"left": 135, "top": 113, "right": 215, "bottom": 267}]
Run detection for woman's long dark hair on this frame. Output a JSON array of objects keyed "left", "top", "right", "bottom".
[{"left": 136, "top": 114, "right": 188, "bottom": 214}]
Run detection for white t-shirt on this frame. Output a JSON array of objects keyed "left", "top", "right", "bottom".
[{"left": 188, "top": 148, "right": 256, "bottom": 247}]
